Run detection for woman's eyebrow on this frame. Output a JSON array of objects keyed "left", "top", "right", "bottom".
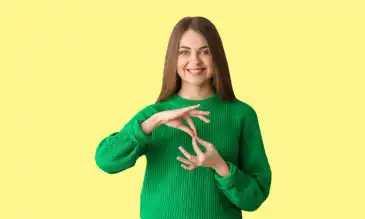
[{"left": 179, "top": 45, "right": 208, "bottom": 50}]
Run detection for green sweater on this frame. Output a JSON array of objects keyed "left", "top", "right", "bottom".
[{"left": 95, "top": 94, "right": 272, "bottom": 219}]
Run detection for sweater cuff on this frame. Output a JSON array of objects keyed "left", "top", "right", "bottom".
[
  {"left": 131, "top": 119, "right": 152, "bottom": 148},
  {"left": 214, "top": 161, "right": 239, "bottom": 190}
]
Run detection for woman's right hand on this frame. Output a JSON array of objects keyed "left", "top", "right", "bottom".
[{"left": 156, "top": 104, "right": 210, "bottom": 137}]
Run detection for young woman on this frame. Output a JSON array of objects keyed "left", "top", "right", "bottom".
[{"left": 95, "top": 16, "right": 272, "bottom": 219}]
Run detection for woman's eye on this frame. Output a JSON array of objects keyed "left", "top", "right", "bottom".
[
  {"left": 201, "top": 50, "right": 210, "bottom": 55},
  {"left": 179, "top": 50, "right": 188, "bottom": 55}
]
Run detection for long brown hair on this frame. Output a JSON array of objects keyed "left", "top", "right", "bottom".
[{"left": 155, "top": 16, "right": 237, "bottom": 103}]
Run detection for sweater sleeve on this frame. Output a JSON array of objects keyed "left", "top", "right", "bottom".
[
  {"left": 214, "top": 105, "right": 272, "bottom": 212},
  {"left": 94, "top": 105, "right": 157, "bottom": 174}
]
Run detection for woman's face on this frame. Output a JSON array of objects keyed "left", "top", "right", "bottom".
[{"left": 177, "top": 29, "right": 214, "bottom": 87}]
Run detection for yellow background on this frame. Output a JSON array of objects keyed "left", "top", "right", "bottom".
[{"left": 1, "top": 1, "right": 364, "bottom": 218}]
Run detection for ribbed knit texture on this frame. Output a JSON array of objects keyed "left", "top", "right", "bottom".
[{"left": 95, "top": 93, "right": 272, "bottom": 219}]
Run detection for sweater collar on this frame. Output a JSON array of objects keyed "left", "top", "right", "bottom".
[{"left": 169, "top": 93, "right": 221, "bottom": 109}]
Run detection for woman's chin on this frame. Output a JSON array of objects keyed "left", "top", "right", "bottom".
[{"left": 182, "top": 78, "right": 211, "bottom": 87}]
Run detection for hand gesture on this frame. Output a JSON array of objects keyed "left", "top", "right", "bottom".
[
  {"left": 177, "top": 136, "right": 225, "bottom": 171},
  {"left": 157, "top": 104, "right": 210, "bottom": 137}
]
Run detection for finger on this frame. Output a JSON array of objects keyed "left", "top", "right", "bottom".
[
  {"left": 178, "top": 146, "right": 193, "bottom": 160},
  {"left": 190, "top": 114, "right": 210, "bottom": 123},
  {"left": 195, "top": 136, "right": 213, "bottom": 149},
  {"left": 181, "top": 163, "right": 196, "bottom": 171},
  {"left": 182, "top": 104, "right": 201, "bottom": 113},
  {"left": 184, "top": 115, "right": 197, "bottom": 136},
  {"left": 189, "top": 110, "right": 210, "bottom": 116},
  {"left": 177, "top": 156, "right": 194, "bottom": 166},
  {"left": 192, "top": 137, "right": 203, "bottom": 155},
  {"left": 174, "top": 104, "right": 200, "bottom": 119},
  {"left": 177, "top": 125, "right": 194, "bottom": 138}
]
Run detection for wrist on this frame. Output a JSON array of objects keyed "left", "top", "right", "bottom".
[
  {"left": 153, "top": 112, "right": 165, "bottom": 127},
  {"left": 213, "top": 158, "right": 230, "bottom": 177},
  {"left": 141, "top": 113, "right": 161, "bottom": 135}
]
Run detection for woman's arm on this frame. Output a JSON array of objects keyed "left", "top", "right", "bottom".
[
  {"left": 214, "top": 106, "right": 272, "bottom": 212},
  {"left": 95, "top": 106, "right": 161, "bottom": 174}
]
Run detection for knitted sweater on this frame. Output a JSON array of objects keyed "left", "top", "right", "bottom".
[{"left": 95, "top": 93, "right": 272, "bottom": 219}]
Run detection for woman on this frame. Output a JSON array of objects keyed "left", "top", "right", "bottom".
[{"left": 95, "top": 16, "right": 272, "bottom": 219}]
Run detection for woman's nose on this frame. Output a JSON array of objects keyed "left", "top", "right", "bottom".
[{"left": 189, "top": 52, "right": 201, "bottom": 62}]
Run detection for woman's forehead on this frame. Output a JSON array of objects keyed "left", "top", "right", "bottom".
[{"left": 179, "top": 30, "right": 208, "bottom": 48}]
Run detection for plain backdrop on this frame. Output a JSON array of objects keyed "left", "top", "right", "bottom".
[{"left": 1, "top": 1, "right": 365, "bottom": 218}]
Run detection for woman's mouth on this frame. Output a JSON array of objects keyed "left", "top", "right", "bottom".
[{"left": 186, "top": 68, "right": 205, "bottom": 75}]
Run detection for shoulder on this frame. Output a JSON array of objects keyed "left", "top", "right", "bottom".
[
  {"left": 225, "top": 98, "right": 258, "bottom": 119},
  {"left": 137, "top": 100, "right": 173, "bottom": 115}
]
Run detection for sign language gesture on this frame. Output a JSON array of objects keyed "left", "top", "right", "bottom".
[
  {"left": 158, "top": 104, "right": 210, "bottom": 137},
  {"left": 177, "top": 136, "right": 226, "bottom": 171}
]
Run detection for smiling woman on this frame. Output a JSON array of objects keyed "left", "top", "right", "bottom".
[
  {"left": 156, "top": 16, "right": 236, "bottom": 103},
  {"left": 94, "top": 16, "right": 272, "bottom": 219},
  {"left": 176, "top": 30, "right": 214, "bottom": 90}
]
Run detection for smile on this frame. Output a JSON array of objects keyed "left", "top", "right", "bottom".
[{"left": 186, "top": 68, "right": 205, "bottom": 74}]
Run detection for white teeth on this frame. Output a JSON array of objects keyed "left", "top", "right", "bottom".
[{"left": 187, "top": 69, "right": 204, "bottom": 73}]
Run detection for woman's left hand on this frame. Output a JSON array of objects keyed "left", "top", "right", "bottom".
[{"left": 177, "top": 136, "right": 226, "bottom": 171}]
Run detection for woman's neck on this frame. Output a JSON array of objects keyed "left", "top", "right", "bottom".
[{"left": 177, "top": 82, "right": 215, "bottom": 100}]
